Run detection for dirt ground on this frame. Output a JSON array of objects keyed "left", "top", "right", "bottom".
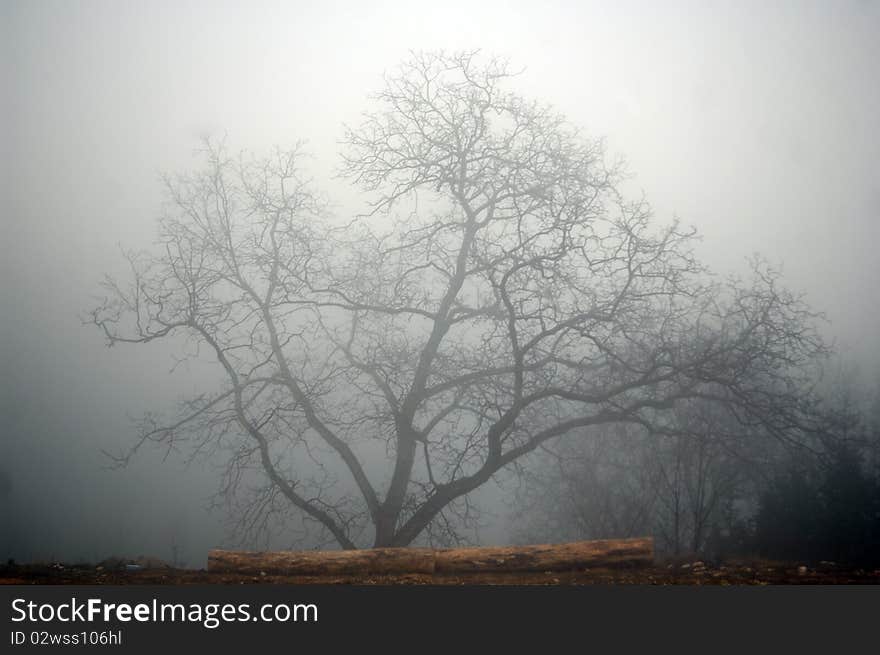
[{"left": 3, "top": 560, "right": 879, "bottom": 585}]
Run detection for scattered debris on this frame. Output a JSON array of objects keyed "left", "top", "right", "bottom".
[{"left": 3, "top": 557, "right": 879, "bottom": 585}]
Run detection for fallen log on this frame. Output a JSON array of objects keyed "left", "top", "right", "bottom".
[
  {"left": 434, "top": 537, "right": 653, "bottom": 573},
  {"left": 208, "top": 537, "right": 652, "bottom": 576},
  {"left": 208, "top": 547, "right": 436, "bottom": 576}
]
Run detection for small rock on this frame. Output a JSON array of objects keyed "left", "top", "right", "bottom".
[
  {"left": 797, "top": 566, "right": 808, "bottom": 575},
  {"left": 260, "top": 571, "right": 266, "bottom": 577}
]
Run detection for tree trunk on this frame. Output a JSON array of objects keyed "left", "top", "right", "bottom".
[
  {"left": 434, "top": 537, "right": 652, "bottom": 573},
  {"left": 208, "top": 547, "right": 436, "bottom": 575},
  {"left": 208, "top": 537, "right": 652, "bottom": 576}
]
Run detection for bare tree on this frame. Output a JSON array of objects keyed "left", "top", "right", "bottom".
[
  {"left": 510, "top": 400, "right": 765, "bottom": 557},
  {"left": 91, "top": 51, "right": 828, "bottom": 549},
  {"left": 650, "top": 402, "right": 757, "bottom": 556},
  {"left": 511, "top": 424, "right": 659, "bottom": 545}
]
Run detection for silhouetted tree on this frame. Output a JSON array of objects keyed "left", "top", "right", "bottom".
[
  {"left": 754, "top": 459, "right": 824, "bottom": 562},
  {"left": 820, "top": 442, "right": 879, "bottom": 564},
  {"left": 755, "top": 409, "right": 880, "bottom": 565},
  {"left": 91, "top": 51, "right": 828, "bottom": 548}
]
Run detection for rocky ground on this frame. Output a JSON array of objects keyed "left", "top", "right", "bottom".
[{"left": 2, "top": 558, "right": 879, "bottom": 585}]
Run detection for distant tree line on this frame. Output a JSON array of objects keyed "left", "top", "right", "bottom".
[
  {"left": 514, "top": 369, "right": 880, "bottom": 566},
  {"left": 753, "top": 396, "right": 880, "bottom": 566}
]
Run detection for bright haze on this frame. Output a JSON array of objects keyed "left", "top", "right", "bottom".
[{"left": 2, "top": 0, "right": 878, "bottom": 566}]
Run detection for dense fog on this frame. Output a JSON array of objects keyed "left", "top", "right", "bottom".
[{"left": 2, "top": 0, "right": 878, "bottom": 567}]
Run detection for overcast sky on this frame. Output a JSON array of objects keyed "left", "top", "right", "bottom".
[{"left": 2, "top": 0, "right": 878, "bottom": 565}]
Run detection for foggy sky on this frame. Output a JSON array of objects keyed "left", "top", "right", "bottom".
[{"left": 2, "top": 0, "right": 878, "bottom": 566}]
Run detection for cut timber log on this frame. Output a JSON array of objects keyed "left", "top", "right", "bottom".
[
  {"left": 433, "top": 537, "right": 653, "bottom": 573},
  {"left": 208, "top": 537, "right": 652, "bottom": 576},
  {"left": 208, "top": 547, "right": 436, "bottom": 576}
]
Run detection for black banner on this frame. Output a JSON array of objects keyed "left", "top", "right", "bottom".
[{"left": 2, "top": 585, "right": 878, "bottom": 652}]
